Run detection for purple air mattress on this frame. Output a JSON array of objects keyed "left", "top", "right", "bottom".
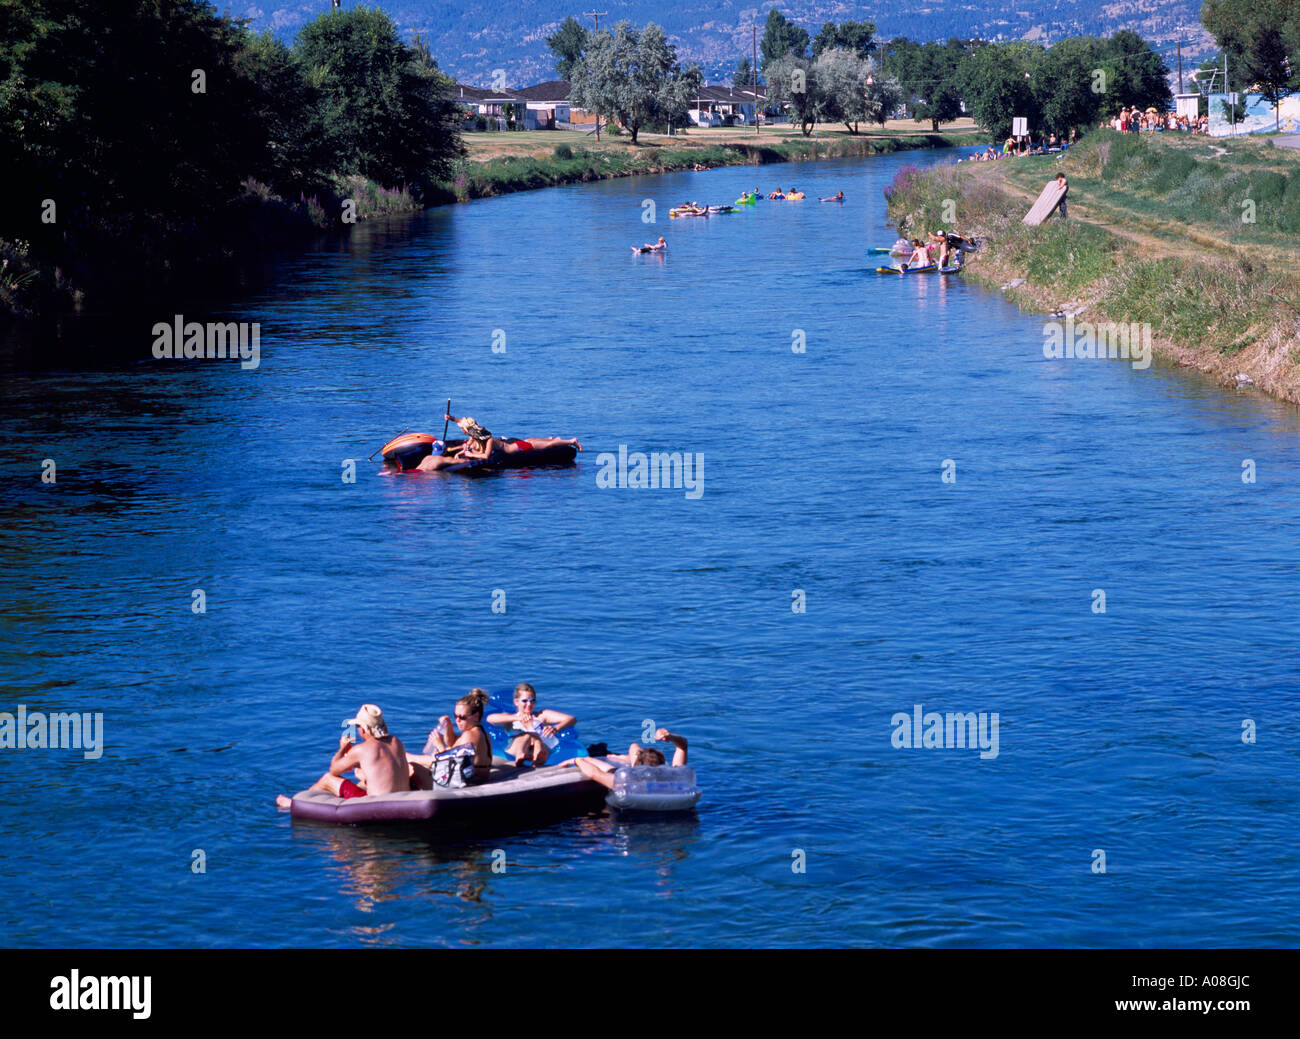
[{"left": 289, "top": 762, "right": 606, "bottom": 827}]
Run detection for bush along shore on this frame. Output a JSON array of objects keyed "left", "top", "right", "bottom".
[
  {"left": 885, "top": 130, "right": 1300, "bottom": 404},
  {"left": 435, "top": 130, "right": 975, "bottom": 203}
]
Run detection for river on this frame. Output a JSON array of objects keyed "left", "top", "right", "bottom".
[{"left": 2, "top": 149, "right": 1298, "bottom": 947}]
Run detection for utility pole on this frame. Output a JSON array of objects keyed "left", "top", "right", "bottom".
[
  {"left": 584, "top": 11, "right": 608, "bottom": 140},
  {"left": 1177, "top": 26, "right": 1184, "bottom": 94},
  {"left": 753, "top": 24, "right": 759, "bottom": 135},
  {"left": 1227, "top": 51, "right": 1235, "bottom": 136}
]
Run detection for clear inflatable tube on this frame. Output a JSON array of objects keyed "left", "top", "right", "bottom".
[{"left": 606, "top": 765, "right": 702, "bottom": 812}]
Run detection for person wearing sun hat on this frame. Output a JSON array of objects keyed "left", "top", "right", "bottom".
[
  {"left": 445, "top": 411, "right": 582, "bottom": 460},
  {"left": 275, "top": 703, "right": 410, "bottom": 809}
]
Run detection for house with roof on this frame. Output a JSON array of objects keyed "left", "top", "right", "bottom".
[
  {"left": 514, "top": 81, "right": 574, "bottom": 129},
  {"left": 452, "top": 83, "right": 531, "bottom": 130},
  {"left": 688, "top": 85, "right": 776, "bottom": 126},
  {"left": 453, "top": 80, "right": 589, "bottom": 130}
]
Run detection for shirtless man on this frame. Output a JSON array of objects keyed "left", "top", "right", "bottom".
[
  {"left": 565, "top": 728, "right": 688, "bottom": 789},
  {"left": 275, "top": 704, "right": 410, "bottom": 808},
  {"left": 1054, "top": 171, "right": 1068, "bottom": 219},
  {"left": 929, "top": 230, "right": 951, "bottom": 269},
  {"left": 413, "top": 439, "right": 472, "bottom": 472}
]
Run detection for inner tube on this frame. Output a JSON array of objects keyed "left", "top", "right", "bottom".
[
  {"left": 605, "top": 765, "right": 702, "bottom": 812},
  {"left": 483, "top": 693, "right": 584, "bottom": 764},
  {"left": 381, "top": 432, "right": 438, "bottom": 470}
]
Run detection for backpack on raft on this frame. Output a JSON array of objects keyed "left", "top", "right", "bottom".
[{"left": 432, "top": 745, "right": 476, "bottom": 788}]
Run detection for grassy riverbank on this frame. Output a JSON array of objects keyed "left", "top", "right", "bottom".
[
  {"left": 885, "top": 130, "right": 1300, "bottom": 403},
  {"left": 437, "top": 120, "right": 981, "bottom": 202}
]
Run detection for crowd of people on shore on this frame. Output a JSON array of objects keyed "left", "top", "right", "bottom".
[
  {"left": 1106, "top": 106, "right": 1208, "bottom": 134},
  {"left": 958, "top": 129, "right": 1079, "bottom": 162},
  {"left": 275, "top": 685, "right": 689, "bottom": 806},
  {"left": 959, "top": 105, "right": 1209, "bottom": 165}
]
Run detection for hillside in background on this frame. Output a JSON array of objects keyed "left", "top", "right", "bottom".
[{"left": 242, "top": 1, "right": 1217, "bottom": 87}]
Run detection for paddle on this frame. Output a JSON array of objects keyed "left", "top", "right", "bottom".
[
  {"left": 441, "top": 398, "right": 451, "bottom": 442},
  {"left": 367, "top": 427, "right": 407, "bottom": 462}
]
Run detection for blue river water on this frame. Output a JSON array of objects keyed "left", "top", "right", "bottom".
[{"left": 2, "top": 148, "right": 1298, "bottom": 948}]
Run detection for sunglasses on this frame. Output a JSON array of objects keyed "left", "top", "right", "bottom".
[{"left": 517, "top": 698, "right": 536, "bottom": 704}]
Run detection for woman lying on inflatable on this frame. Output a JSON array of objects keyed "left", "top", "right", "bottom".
[{"left": 415, "top": 414, "right": 582, "bottom": 471}]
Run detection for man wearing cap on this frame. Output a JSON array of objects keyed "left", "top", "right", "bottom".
[{"left": 275, "top": 704, "right": 410, "bottom": 808}]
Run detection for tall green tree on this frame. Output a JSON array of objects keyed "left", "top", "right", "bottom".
[
  {"left": 236, "top": 31, "right": 331, "bottom": 191},
  {"left": 886, "top": 38, "right": 925, "bottom": 100},
  {"left": 814, "top": 49, "right": 870, "bottom": 132},
  {"left": 0, "top": 0, "right": 268, "bottom": 266},
  {"left": 1033, "top": 36, "right": 1104, "bottom": 134},
  {"left": 1098, "top": 30, "right": 1172, "bottom": 112},
  {"left": 812, "top": 20, "right": 876, "bottom": 58},
  {"left": 865, "top": 69, "right": 904, "bottom": 128},
  {"left": 1241, "top": 24, "right": 1297, "bottom": 126},
  {"left": 765, "top": 53, "right": 818, "bottom": 134},
  {"left": 1203, "top": 0, "right": 1300, "bottom": 73},
  {"left": 913, "top": 81, "right": 963, "bottom": 131},
  {"left": 733, "top": 55, "right": 755, "bottom": 90},
  {"left": 293, "top": 7, "right": 462, "bottom": 192},
  {"left": 546, "top": 16, "right": 587, "bottom": 81},
  {"left": 760, "top": 9, "right": 809, "bottom": 69},
  {"left": 570, "top": 22, "right": 700, "bottom": 143},
  {"left": 960, "top": 41, "right": 1044, "bottom": 139}
]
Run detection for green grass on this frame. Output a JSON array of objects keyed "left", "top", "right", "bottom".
[
  {"left": 1018, "top": 220, "right": 1119, "bottom": 296},
  {"left": 884, "top": 130, "right": 1300, "bottom": 367},
  {"left": 1097, "top": 257, "right": 1261, "bottom": 353},
  {"left": 1079, "top": 130, "right": 1300, "bottom": 233}
]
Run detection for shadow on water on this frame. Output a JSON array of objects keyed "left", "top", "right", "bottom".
[{"left": 0, "top": 211, "right": 432, "bottom": 371}]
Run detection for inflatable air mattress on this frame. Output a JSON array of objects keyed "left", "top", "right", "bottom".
[
  {"left": 289, "top": 761, "right": 606, "bottom": 826},
  {"left": 381, "top": 435, "right": 578, "bottom": 473}
]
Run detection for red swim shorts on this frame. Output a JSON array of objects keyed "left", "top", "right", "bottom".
[
  {"left": 339, "top": 778, "right": 366, "bottom": 799},
  {"left": 514, "top": 439, "right": 534, "bottom": 451}
]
